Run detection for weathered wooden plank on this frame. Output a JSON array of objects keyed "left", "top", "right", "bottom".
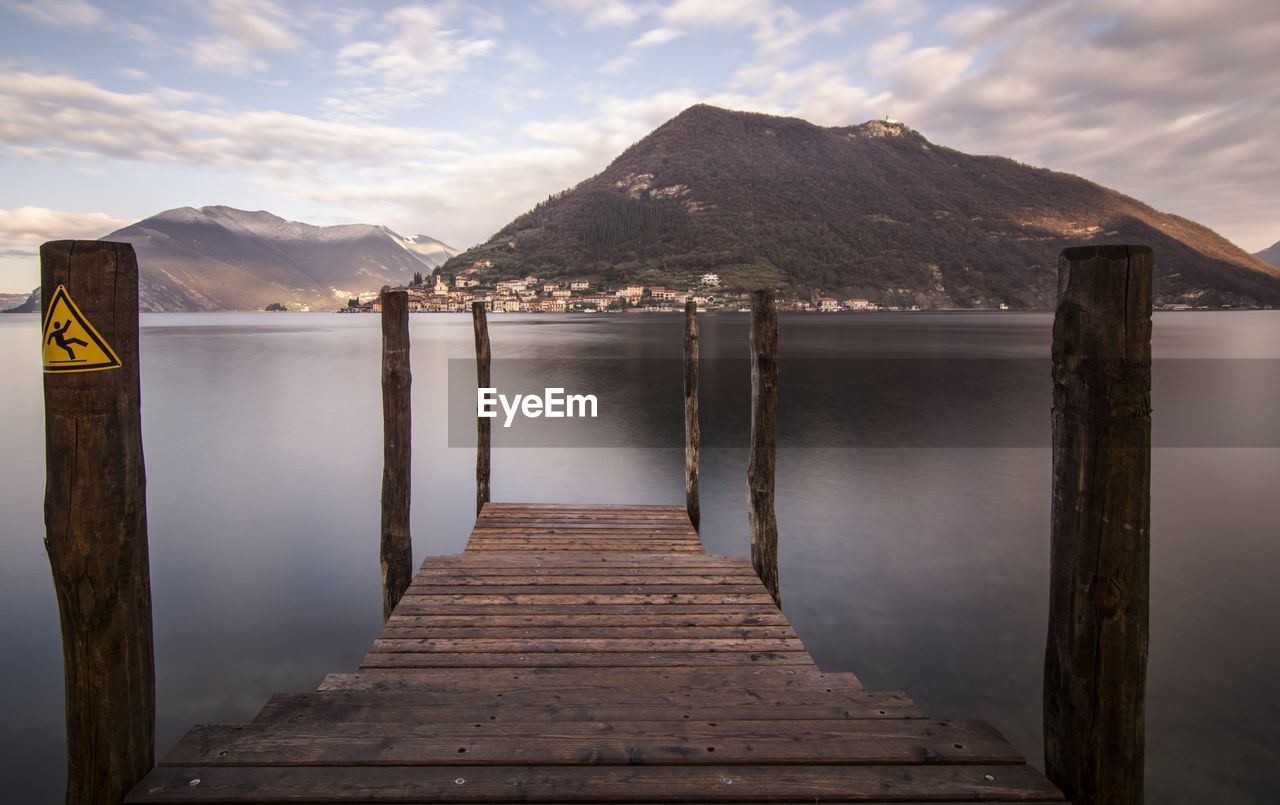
[
  {"left": 397, "top": 593, "right": 778, "bottom": 606},
  {"left": 163, "top": 719, "right": 1022, "bottom": 767},
  {"left": 403, "top": 585, "right": 771, "bottom": 597},
  {"left": 464, "top": 544, "right": 705, "bottom": 552},
  {"left": 380, "top": 625, "right": 798, "bottom": 639},
  {"left": 382, "top": 613, "right": 792, "bottom": 628},
  {"left": 318, "top": 666, "right": 862, "bottom": 692},
  {"left": 420, "top": 552, "right": 750, "bottom": 566},
  {"left": 464, "top": 546, "right": 706, "bottom": 553},
  {"left": 126, "top": 764, "right": 1066, "bottom": 803},
  {"left": 482, "top": 503, "right": 688, "bottom": 511},
  {"left": 462, "top": 541, "right": 704, "bottom": 549},
  {"left": 253, "top": 690, "right": 919, "bottom": 724},
  {"left": 360, "top": 651, "right": 813, "bottom": 668},
  {"left": 408, "top": 574, "right": 760, "bottom": 585},
  {"left": 369, "top": 637, "right": 807, "bottom": 654},
  {"left": 476, "top": 520, "right": 691, "bottom": 525},
  {"left": 470, "top": 521, "right": 696, "bottom": 528},
  {"left": 392, "top": 604, "right": 789, "bottom": 616}
]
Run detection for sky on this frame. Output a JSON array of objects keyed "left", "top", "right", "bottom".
[{"left": 0, "top": 0, "right": 1277, "bottom": 292}]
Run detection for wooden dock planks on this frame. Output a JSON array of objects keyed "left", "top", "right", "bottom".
[{"left": 126, "top": 502, "right": 1064, "bottom": 803}]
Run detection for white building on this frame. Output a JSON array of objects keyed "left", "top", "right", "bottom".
[{"left": 700, "top": 273, "right": 721, "bottom": 287}]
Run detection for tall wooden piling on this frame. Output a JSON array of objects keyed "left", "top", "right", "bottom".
[
  {"left": 748, "top": 290, "right": 780, "bottom": 607},
  {"left": 379, "top": 290, "right": 412, "bottom": 622},
  {"left": 683, "top": 300, "right": 701, "bottom": 532},
  {"left": 472, "top": 301, "right": 491, "bottom": 516},
  {"left": 1044, "top": 245, "right": 1153, "bottom": 805},
  {"left": 41, "top": 240, "right": 154, "bottom": 804}
]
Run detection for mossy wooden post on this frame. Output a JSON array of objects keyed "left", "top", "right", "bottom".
[
  {"left": 472, "top": 301, "right": 491, "bottom": 516},
  {"left": 41, "top": 240, "right": 154, "bottom": 804},
  {"left": 683, "top": 300, "right": 701, "bottom": 532},
  {"left": 748, "top": 290, "right": 780, "bottom": 607},
  {"left": 380, "top": 289, "right": 412, "bottom": 622},
  {"left": 1045, "top": 245, "right": 1153, "bottom": 805}
]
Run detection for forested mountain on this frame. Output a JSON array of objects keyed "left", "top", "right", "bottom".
[{"left": 443, "top": 105, "right": 1280, "bottom": 308}]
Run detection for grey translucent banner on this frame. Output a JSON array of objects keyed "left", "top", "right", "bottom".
[{"left": 445, "top": 359, "right": 1280, "bottom": 447}]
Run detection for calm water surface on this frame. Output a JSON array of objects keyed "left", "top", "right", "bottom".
[{"left": 1, "top": 311, "right": 1278, "bottom": 803}]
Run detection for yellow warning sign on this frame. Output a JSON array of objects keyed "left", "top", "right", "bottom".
[{"left": 42, "top": 285, "right": 122, "bottom": 373}]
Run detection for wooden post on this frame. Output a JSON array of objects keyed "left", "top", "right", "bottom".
[
  {"left": 380, "top": 290, "right": 412, "bottom": 622},
  {"left": 41, "top": 240, "right": 155, "bottom": 804},
  {"left": 748, "top": 290, "right": 780, "bottom": 607},
  {"left": 472, "top": 301, "right": 491, "bottom": 516},
  {"left": 683, "top": 300, "right": 700, "bottom": 532},
  {"left": 1044, "top": 245, "right": 1152, "bottom": 805}
]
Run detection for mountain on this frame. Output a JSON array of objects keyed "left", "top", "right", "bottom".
[
  {"left": 102, "top": 206, "right": 458, "bottom": 311},
  {"left": 443, "top": 105, "right": 1280, "bottom": 309},
  {"left": 1256, "top": 240, "right": 1280, "bottom": 268},
  {"left": 0, "top": 289, "right": 35, "bottom": 312}
]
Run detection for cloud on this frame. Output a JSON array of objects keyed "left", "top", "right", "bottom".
[
  {"left": 0, "top": 207, "right": 129, "bottom": 251},
  {"left": 732, "top": 60, "right": 876, "bottom": 125},
  {"left": 544, "top": 0, "right": 639, "bottom": 28},
  {"left": 0, "top": 69, "right": 471, "bottom": 170},
  {"left": 631, "top": 27, "right": 684, "bottom": 48},
  {"left": 597, "top": 26, "right": 684, "bottom": 74},
  {"left": 2, "top": 0, "right": 100, "bottom": 27},
  {"left": 330, "top": 3, "right": 497, "bottom": 116},
  {"left": 661, "top": 0, "right": 774, "bottom": 28},
  {"left": 187, "top": 0, "right": 302, "bottom": 75},
  {"left": 597, "top": 56, "right": 636, "bottom": 75},
  {"left": 876, "top": 0, "right": 1280, "bottom": 250}
]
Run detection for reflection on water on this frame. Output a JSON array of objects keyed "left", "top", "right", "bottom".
[{"left": 1, "top": 311, "right": 1278, "bottom": 804}]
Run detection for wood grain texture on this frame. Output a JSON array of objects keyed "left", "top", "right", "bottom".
[
  {"left": 128, "top": 764, "right": 1064, "bottom": 803},
  {"left": 128, "top": 502, "right": 1062, "bottom": 803},
  {"left": 380, "top": 290, "right": 413, "bottom": 622},
  {"left": 42, "top": 240, "right": 155, "bottom": 805},
  {"left": 471, "top": 302, "right": 490, "bottom": 516},
  {"left": 251, "top": 689, "right": 920, "bottom": 724},
  {"left": 684, "top": 299, "right": 701, "bottom": 532},
  {"left": 164, "top": 718, "right": 1022, "bottom": 766},
  {"left": 1045, "top": 244, "right": 1152, "bottom": 805},
  {"left": 747, "top": 290, "right": 780, "bottom": 607}
]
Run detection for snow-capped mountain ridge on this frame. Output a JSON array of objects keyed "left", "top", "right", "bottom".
[{"left": 105, "top": 206, "right": 459, "bottom": 310}]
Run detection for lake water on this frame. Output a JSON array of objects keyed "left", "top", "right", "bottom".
[{"left": 1, "top": 311, "right": 1278, "bottom": 803}]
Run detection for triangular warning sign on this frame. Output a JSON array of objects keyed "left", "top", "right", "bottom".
[{"left": 42, "top": 285, "right": 122, "bottom": 373}]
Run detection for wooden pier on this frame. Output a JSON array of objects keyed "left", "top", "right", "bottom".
[
  {"left": 126, "top": 502, "right": 1063, "bottom": 803},
  {"left": 47, "top": 243, "right": 1154, "bottom": 804}
]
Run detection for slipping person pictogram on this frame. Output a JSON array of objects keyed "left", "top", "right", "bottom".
[
  {"left": 47, "top": 320, "right": 89, "bottom": 362},
  {"left": 41, "top": 285, "right": 122, "bottom": 372}
]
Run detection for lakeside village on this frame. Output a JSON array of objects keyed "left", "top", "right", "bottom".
[{"left": 341, "top": 265, "right": 940, "bottom": 314}]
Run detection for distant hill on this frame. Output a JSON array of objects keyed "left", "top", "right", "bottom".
[
  {"left": 443, "top": 105, "right": 1280, "bottom": 308},
  {"left": 1256, "top": 240, "right": 1280, "bottom": 268},
  {"left": 101, "top": 206, "right": 457, "bottom": 311},
  {"left": 0, "top": 290, "right": 34, "bottom": 312}
]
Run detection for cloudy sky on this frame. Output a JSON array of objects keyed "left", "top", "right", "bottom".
[{"left": 0, "top": 0, "right": 1276, "bottom": 292}]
